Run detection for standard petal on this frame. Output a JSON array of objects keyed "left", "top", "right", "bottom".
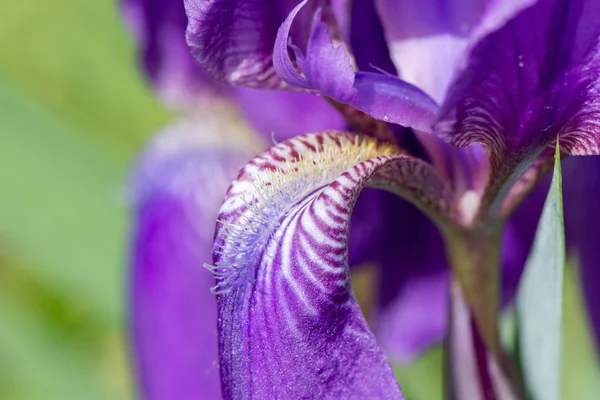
[
  {"left": 373, "top": 0, "right": 537, "bottom": 103},
  {"left": 273, "top": 2, "right": 439, "bottom": 132},
  {"left": 212, "top": 131, "right": 454, "bottom": 399},
  {"left": 437, "top": 0, "right": 600, "bottom": 166},
  {"left": 349, "top": 0, "right": 397, "bottom": 75},
  {"left": 184, "top": 0, "right": 328, "bottom": 87},
  {"left": 129, "top": 111, "right": 257, "bottom": 400}
]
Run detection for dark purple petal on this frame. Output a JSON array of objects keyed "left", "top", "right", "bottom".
[
  {"left": 349, "top": 0, "right": 397, "bottom": 75},
  {"left": 121, "top": 0, "right": 226, "bottom": 105},
  {"left": 212, "top": 131, "right": 454, "bottom": 399},
  {"left": 346, "top": 189, "right": 387, "bottom": 266},
  {"left": 374, "top": 0, "right": 537, "bottom": 103},
  {"left": 563, "top": 156, "right": 600, "bottom": 353},
  {"left": 184, "top": 0, "right": 328, "bottom": 87},
  {"left": 129, "top": 114, "right": 255, "bottom": 400},
  {"left": 121, "top": 0, "right": 346, "bottom": 136},
  {"left": 273, "top": 2, "right": 440, "bottom": 133},
  {"left": 437, "top": 0, "right": 600, "bottom": 165}
]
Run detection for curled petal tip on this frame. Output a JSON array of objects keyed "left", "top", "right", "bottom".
[{"left": 274, "top": 2, "right": 439, "bottom": 135}]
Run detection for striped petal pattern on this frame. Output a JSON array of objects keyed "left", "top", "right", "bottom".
[
  {"left": 210, "top": 131, "right": 454, "bottom": 399},
  {"left": 184, "top": 0, "right": 327, "bottom": 88}
]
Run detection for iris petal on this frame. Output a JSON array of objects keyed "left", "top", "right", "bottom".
[
  {"left": 184, "top": 0, "right": 326, "bottom": 87},
  {"left": 273, "top": 1, "right": 439, "bottom": 133},
  {"left": 212, "top": 131, "right": 453, "bottom": 399},
  {"left": 373, "top": 0, "right": 537, "bottom": 103},
  {"left": 437, "top": 0, "right": 600, "bottom": 164},
  {"left": 130, "top": 112, "right": 256, "bottom": 400}
]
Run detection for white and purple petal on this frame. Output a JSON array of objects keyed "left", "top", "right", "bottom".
[
  {"left": 373, "top": 0, "right": 537, "bottom": 103},
  {"left": 184, "top": 0, "right": 328, "bottom": 87},
  {"left": 212, "top": 131, "right": 454, "bottom": 398}
]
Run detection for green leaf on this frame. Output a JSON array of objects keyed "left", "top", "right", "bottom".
[
  {"left": 516, "top": 144, "right": 565, "bottom": 400},
  {"left": 0, "top": 0, "right": 168, "bottom": 326},
  {"left": 0, "top": 0, "right": 168, "bottom": 397},
  {"left": 393, "top": 346, "right": 443, "bottom": 400},
  {"left": 561, "top": 264, "right": 600, "bottom": 400}
]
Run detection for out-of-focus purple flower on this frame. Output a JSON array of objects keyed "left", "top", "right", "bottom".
[
  {"left": 130, "top": 114, "right": 255, "bottom": 399},
  {"left": 181, "top": 0, "right": 600, "bottom": 398}
]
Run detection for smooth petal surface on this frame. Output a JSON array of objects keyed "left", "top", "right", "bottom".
[
  {"left": 212, "top": 131, "right": 454, "bottom": 399},
  {"left": 273, "top": 2, "right": 439, "bottom": 132},
  {"left": 374, "top": 0, "right": 483, "bottom": 103},
  {"left": 233, "top": 88, "right": 345, "bottom": 142},
  {"left": 437, "top": 0, "right": 600, "bottom": 164},
  {"left": 184, "top": 0, "right": 326, "bottom": 87},
  {"left": 129, "top": 111, "right": 256, "bottom": 400}
]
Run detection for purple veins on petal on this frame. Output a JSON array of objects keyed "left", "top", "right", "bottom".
[
  {"left": 184, "top": 0, "right": 326, "bottom": 88},
  {"left": 121, "top": 0, "right": 345, "bottom": 136},
  {"left": 211, "top": 131, "right": 454, "bottom": 399},
  {"left": 436, "top": 0, "right": 600, "bottom": 164}
]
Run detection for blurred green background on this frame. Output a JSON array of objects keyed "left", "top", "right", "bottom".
[
  {"left": 0, "top": 1, "right": 599, "bottom": 399},
  {"left": 0, "top": 0, "right": 168, "bottom": 398}
]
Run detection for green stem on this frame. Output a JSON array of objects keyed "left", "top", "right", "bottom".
[
  {"left": 443, "top": 225, "right": 526, "bottom": 399},
  {"left": 444, "top": 225, "right": 502, "bottom": 357}
]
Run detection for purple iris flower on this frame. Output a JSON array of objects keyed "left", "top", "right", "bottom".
[{"left": 124, "top": 0, "right": 600, "bottom": 398}]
